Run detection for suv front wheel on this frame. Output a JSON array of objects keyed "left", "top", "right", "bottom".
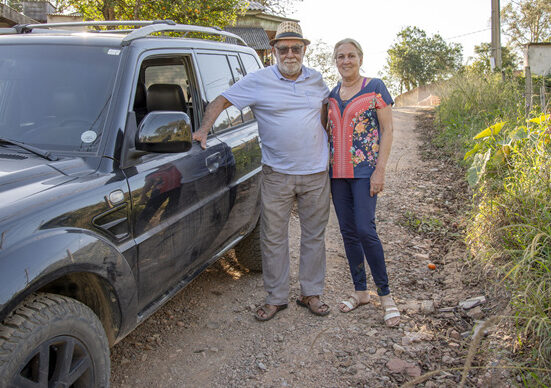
[{"left": 0, "top": 293, "right": 110, "bottom": 388}]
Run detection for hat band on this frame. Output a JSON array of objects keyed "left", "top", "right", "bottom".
[{"left": 275, "top": 32, "right": 304, "bottom": 40}]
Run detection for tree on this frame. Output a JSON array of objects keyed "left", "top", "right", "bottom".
[
  {"left": 385, "top": 26, "right": 463, "bottom": 93},
  {"left": 468, "top": 42, "right": 519, "bottom": 73},
  {"left": 502, "top": 0, "right": 551, "bottom": 48},
  {"left": 304, "top": 40, "right": 339, "bottom": 89},
  {"left": 59, "top": 0, "right": 248, "bottom": 28},
  {"left": 254, "top": 0, "right": 303, "bottom": 16}
]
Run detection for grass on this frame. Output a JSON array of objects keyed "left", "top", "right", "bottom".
[{"left": 433, "top": 69, "right": 551, "bottom": 385}]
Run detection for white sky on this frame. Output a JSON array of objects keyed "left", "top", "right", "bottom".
[{"left": 290, "top": 0, "right": 498, "bottom": 77}]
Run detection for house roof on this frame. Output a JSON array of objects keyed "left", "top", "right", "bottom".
[
  {"left": 247, "top": 1, "right": 267, "bottom": 11},
  {"left": 225, "top": 26, "right": 271, "bottom": 50}
]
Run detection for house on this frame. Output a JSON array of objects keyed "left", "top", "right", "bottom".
[
  {"left": 0, "top": 2, "right": 36, "bottom": 27},
  {"left": 226, "top": 2, "right": 298, "bottom": 66},
  {"left": 0, "top": 1, "right": 82, "bottom": 28}
]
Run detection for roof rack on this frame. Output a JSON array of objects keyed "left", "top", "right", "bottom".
[{"left": 0, "top": 20, "right": 247, "bottom": 46}]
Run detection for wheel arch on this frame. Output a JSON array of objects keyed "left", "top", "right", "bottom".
[
  {"left": 0, "top": 228, "right": 138, "bottom": 346},
  {"left": 38, "top": 272, "right": 120, "bottom": 345}
]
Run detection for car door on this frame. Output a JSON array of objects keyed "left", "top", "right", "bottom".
[
  {"left": 124, "top": 53, "right": 232, "bottom": 312},
  {"left": 194, "top": 51, "right": 263, "bottom": 250}
]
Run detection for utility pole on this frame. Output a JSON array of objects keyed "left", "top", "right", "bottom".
[{"left": 491, "top": 0, "right": 503, "bottom": 74}]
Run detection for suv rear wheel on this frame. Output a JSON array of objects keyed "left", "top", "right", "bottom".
[
  {"left": 0, "top": 293, "right": 110, "bottom": 388},
  {"left": 234, "top": 218, "right": 263, "bottom": 272}
]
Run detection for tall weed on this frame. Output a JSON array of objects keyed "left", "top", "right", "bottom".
[
  {"left": 467, "top": 122, "right": 551, "bottom": 382},
  {"left": 435, "top": 70, "right": 551, "bottom": 384},
  {"left": 435, "top": 71, "right": 524, "bottom": 160}
]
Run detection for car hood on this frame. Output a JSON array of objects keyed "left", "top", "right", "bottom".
[{"left": 0, "top": 153, "right": 94, "bottom": 210}]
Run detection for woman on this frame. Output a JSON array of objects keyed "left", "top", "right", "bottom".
[{"left": 327, "top": 38, "right": 400, "bottom": 326}]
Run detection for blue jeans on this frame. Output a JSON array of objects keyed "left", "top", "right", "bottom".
[{"left": 331, "top": 178, "right": 390, "bottom": 296}]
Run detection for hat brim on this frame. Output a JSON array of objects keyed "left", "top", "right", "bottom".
[{"left": 269, "top": 37, "right": 311, "bottom": 46}]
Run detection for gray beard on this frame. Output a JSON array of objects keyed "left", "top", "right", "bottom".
[{"left": 278, "top": 62, "right": 302, "bottom": 78}]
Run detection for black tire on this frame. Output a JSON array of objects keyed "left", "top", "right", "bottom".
[
  {"left": 234, "top": 218, "right": 262, "bottom": 272},
  {"left": 0, "top": 293, "right": 110, "bottom": 388}
]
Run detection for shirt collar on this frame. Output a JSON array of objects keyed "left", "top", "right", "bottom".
[{"left": 271, "top": 64, "right": 311, "bottom": 82}]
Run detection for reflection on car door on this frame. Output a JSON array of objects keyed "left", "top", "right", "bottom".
[
  {"left": 126, "top": 141, "right": 231, "bottom": 311},
  {"left": 125, "top": 54, "right": 231, "bottom": 312}
]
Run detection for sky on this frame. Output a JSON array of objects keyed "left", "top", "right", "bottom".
[{"left": 289, "top": 0, "right": 498, "bottom": 77}]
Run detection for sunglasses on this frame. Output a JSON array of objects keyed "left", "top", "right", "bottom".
[{"left": 275, "top": 45, "right": 304, "bottom": 55}]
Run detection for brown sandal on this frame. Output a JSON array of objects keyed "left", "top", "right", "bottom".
[
  {"left": 254, "top": 304, "right": 287, "bottom": 321},
  {"left": 296, "top": 295, "right": 330, "bottom": 316}
]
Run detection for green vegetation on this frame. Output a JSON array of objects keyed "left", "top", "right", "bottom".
[
  {"left": 435, "top": 69, "right": 551, "bottom": 384},
  {"left": 502, "top": 0, "right": 551, "bottom": 48},
  {"left": 434, "top": 72, "right": 525, "bottom": 159},
  {"left": 385, "top": 26, "right": 463, "bottom": 94},
  {"left": 402, "top": 211, "right": 448, "bottom": 238}
]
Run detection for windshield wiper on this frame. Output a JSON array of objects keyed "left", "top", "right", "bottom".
[{"left": 0, "top": 137, "right": 58, "bottom": 161}]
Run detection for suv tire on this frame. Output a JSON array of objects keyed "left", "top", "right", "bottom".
[
  {"left": 234, "top": 218, "right": 262, "bottom": 272},
  {"left": 0, "top": 293, "right": 110, "bottom": 388}
]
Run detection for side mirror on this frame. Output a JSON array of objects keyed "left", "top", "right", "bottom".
[{"left": 136, "top": 111, "right": 192, "bottom": 153}]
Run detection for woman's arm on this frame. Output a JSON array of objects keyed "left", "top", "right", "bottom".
[
  {"left": 321, "top": 103, "right": 328, "bottom": 133},
  {"left": 370, "top": 105, "right": 394, "bottom": 197}
]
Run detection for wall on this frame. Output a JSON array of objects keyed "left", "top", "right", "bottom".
[{"left": 394, "top": 83, "right": 442, "bottom": 107}]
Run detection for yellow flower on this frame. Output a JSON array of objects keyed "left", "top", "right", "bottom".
[{"left": 355, "top": 122, "right": 366, "bottom": 134}]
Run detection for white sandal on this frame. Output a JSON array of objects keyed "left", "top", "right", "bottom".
[
  {"left": 380, "top": 295, "right": 400, "bottom": 326},
  {"left": 339, "top": 294, "right": 369, "bottom": 313}
]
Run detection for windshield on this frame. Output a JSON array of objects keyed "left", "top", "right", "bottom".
[{"left": 0, "top": 44, "right": 120, "bottom": 153}]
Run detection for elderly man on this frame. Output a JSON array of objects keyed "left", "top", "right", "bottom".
[{"left": 193, "top": 21, "right": 330, "bottom": 321}]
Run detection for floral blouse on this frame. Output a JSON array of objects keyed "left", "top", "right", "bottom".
[{"left": 328, "top": 78, "right": 393, "bottom": 179}]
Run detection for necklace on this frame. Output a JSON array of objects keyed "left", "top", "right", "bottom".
[{"left": 339, "top": 76, "right": 363, "bottom": 101}]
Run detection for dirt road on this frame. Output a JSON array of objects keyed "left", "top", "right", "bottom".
[{"left": 110, "top": 107, "right": 510, "bottom": 387}]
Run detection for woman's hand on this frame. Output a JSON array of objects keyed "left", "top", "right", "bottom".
[{"left": 370, "top": 168, "right": 386, "bottom": 197}]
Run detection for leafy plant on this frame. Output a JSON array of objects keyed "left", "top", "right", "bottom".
[{"left": 465, "top": 114, "right": 550, "bottom": 188}]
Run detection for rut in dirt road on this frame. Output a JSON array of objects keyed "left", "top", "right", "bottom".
[{"left": 110, "top": 107, "right": 509, "bottom": 388}]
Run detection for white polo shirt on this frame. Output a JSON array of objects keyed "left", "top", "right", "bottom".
[{"left": 222, "top": 65, "right": 330, "bottom": 175}]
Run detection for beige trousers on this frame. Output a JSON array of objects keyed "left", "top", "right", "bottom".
[{"left": 260, "top": 165, "right": 330, "bottom": 305}]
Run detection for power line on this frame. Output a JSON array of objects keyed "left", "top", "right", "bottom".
[{"left": 446, "top": 27, "right": 491, "bottom": 40}]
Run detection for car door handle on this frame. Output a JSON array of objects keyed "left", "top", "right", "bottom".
[{"left": 205, "top": 152, "right": 221, "bottom": 173}]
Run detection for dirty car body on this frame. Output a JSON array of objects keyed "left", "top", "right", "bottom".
[{"left": 0, "top": 22, "right": 262, "bottom": 387}]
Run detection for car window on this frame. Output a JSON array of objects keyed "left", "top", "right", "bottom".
[
  {"left": 196, "top": 53, "right": 243, "bottom": 133},
  {"left": 228, "top": 56, "right": 245, "bottom": 82},
  {"left": 0, "top": 45, "right": 119, "bottom": 153},
  {"left": 239, "top": 53, "right": 262, "bottom": 74},
  {"left": 227, "top": 55, "right": 254, "bottom": 123},
  {"left": 133, "top": 56, "right": 197, "bottom": 128}
]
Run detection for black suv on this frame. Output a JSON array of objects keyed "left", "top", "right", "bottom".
[{"left": 0, "top": 20, "right": 263, "bottom": 387}]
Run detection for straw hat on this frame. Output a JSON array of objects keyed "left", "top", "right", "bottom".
[{"left": 269, "top": 21, "right": 310, "bottom": 46}]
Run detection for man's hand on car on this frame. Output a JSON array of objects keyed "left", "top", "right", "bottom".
[
  {"left": 193, "top": 96, "right": 234, "bottom": 149},
  {"left": 192, "top": 129, "right": 208, "bottom": 149}
]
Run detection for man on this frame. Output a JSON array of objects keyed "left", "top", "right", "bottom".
[{"left": 193, "top": 21, "right": 330, "bottom": 321}]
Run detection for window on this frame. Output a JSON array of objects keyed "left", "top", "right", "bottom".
[
  {"left": 133, "top": 56, "right": 196, "bottom": 127},
  {"left": 228, "top": 56, "right": 245, "bottom": 82},
  {"left": 239, "top": 53, "right": 262, "bottom": 74},
  {"left": 0, "top": 45, "right": 119, "bottom": 153},
  {"left": 196, "top": 53, "right": 244, "bottom": 133},
  {"left": 227, "top": 55, "right": 254, "bottom": 123}
]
